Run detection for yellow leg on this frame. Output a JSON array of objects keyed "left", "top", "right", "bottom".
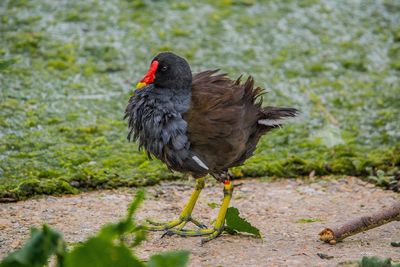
[
  {"left": 180, "top": 177, "right": 205, "bottom": 219},
  {"left": 164, "top": 180, "right": 234, "bottom": 243},
  {"left": 214, "top": 180, "right": 233, "bottom": 229},
  {"left": 145, "top": 177, "right": 206, "bottom": 231}
]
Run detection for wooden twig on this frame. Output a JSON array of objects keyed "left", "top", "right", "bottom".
[{"left": 319, "top": 202, "right": 400, "bottom": 244}]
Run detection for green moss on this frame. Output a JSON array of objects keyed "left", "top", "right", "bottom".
[
  {"left": 47, "top": 60, "right": 71, "bottom": 70},
  {"left": 7, "top": 0, "right": 30, "bottom": 8},
  {"left": 0, "top": 57, "right": 18, "bottom": 71},
  {"left": 171, "top": 28, "right": 190, "bottom": 37},
  {"left": 10, "top": 32, "right": 45, "bottom": 54},
  {"left": 171, "top": 2, "right": 190, "bottom": 10},
  {"left": 0, "top": 179, "right": 79, "bottom": 201},
  {"left": 306, "top": 63, "right": 328, "bottom": 74},
  {"left": 1, "top": 0, "right": 399, "bottom": 201},
  {"left": 64, "top": 11, "right": 89, "bottom": 22},
  {"left": 391, "top": 61, "right": 400, "bottom": 71},
  {"left": 298, "top": 0, "right": 320, "bottom": 7},
  {"left": 14, "top": 15, "right": 42, "bottom": 26},
  {"left": 340, "top": 59, "right": 367, "bottom": 72},
  {"left": 392, "top": 27, "right": 400, "bottom": 42}
]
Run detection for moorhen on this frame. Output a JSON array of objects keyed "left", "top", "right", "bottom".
[{"left": 125, "top": 52, "right": 298, "bottom": 242}]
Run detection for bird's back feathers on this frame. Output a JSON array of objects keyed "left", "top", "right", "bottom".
[
  {"left": 185, "top": 71, "right": 297, "bottom": 175},
  {"left": 125, "top": 70, "right": 298, "bottom": 179}
]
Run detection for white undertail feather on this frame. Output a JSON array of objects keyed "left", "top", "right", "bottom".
[
  {"left": 192, "top": 156, "right": 209, "bottom": 170},
  {"left": 258, "top": 118, "right": 288, "bottom": 126}
]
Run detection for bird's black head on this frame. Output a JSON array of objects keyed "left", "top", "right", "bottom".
[{"left": 136, "top": 52, "right": 192, "bottom": 90}]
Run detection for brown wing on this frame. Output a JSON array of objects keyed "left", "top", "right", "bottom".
[{"left": 184, "top": 70, "right": 265, "bottom": 173}]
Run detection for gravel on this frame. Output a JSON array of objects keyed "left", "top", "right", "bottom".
[{"left": 0, "top": 177, "right": 399, "bottom": 266}]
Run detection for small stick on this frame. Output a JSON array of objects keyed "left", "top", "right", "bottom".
[{"left": 319, "top": 202, "right": 400, "bottom": 244}]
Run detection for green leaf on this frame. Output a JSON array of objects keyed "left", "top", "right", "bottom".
[
  {"left": 131, "top": 226, "right": 147, "bottom": 247},
  {"left": 64, "top": 236, "right": 145, "bottom": 267},
  {"left": 207, "top": 202, "right": 219, "bottom": 209},
  {"left": 127, "top": 189, "right": 145, "bottom": 219},
  {"left": 0, "top": 225, "right": 65, "bottom": 267},
  {"left": 147, "top": 251, "right": 189, "bottom": 267},
  {"left": 97, "top": 222, "right": 129, "bottom": 240},
  {"left": 360, "top": 256, "right": 392, "bottom": 267},
  {"left": 0, "top": 190, "right": 190, "bottom": 267},
  {"left": 98, "top": 189, "right": 145, "bottom": 240},
  {"left": 225, "top": 207, "right": 261, "bottom": 238},
  {"left": 296, "top": 218, "right": 322, "bottom": 223},
  {"left": 66, "top": 189, "right": 148, "bottom": 267}
]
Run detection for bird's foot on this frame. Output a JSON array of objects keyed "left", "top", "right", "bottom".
[
  {"left": 145, "top": 216, "right": 207, "bottom": 231},
  {"left": 162, "top": 227, "right": 223, "bottom": 244}
]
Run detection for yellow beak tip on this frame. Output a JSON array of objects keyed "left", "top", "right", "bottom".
[{"left": 136, "top": 82, "right": 147, "bottom": 89}]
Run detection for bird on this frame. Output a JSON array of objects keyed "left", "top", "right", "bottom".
[{"left": 125, "top": 52, "right": 298, "bottom": 242}]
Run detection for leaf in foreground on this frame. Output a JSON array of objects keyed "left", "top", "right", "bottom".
[
  {"left": 225, "top": 207, "right": 261, "bottom": 238},
  {"left": 359, "top": 256, "right": 400, "bottom": 267},
  {"left": 0, "top": 189, "right": 190, "bottom": 267},
  {"left": 0, "top": 225, "right": 65, "bottom": 267},
  {"left": 64, "top": 236, "right": 144, "bottom": 267},
  {"left": 65, "top": 189, "right": 146, "bottom": 267},
  {"left": 147, "top": 251, "right": 190, "bottom": 267}
]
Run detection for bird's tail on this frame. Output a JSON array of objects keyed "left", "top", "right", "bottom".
[{"left": 258, "top": 106, "right": 298, "bottom": 127}]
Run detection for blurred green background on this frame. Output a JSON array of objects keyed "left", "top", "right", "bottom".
[{"left": 0, "top": 0, "right": 399, "bottom": 201}]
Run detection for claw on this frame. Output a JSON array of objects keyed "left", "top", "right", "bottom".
[
  {"left": 161, "top": 230, "right": 176, "bottom": 238},
  {"left": 190, "top": 217, "right": 207, "bottom": 229}
]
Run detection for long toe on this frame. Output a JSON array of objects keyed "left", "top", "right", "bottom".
[
  {"left": 189, "top": 217, "right": 208, "bottom": 229},
  {"left": 144, "top": 217, "right": 207, "bottom": 231},
  {"left": 146, "top": 219, "right": 169, "bottom": 226},
  {"left": 144, "top": 219, "right": 184, "bottom": 231},
  {"left": 163, "top": 227, "right": 222, "bottom": 241},
  {"left": 201, "top": 229, "right": 223, "bottom": 243}
]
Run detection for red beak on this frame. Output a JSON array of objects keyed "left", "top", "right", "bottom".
[{"left": 136, "top": 60, "right": 159, "bottom": 89}]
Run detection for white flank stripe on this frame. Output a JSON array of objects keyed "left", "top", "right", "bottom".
[
  {"left": 192, "top": 156, "right": 209, "bottom": 170},
  {"left": 258, "top": 119, "right": 287, "bottom": 126}
]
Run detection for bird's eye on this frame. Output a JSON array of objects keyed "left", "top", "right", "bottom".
[{"left": 161, "top": 66, "right": 168, "bottom": 72}]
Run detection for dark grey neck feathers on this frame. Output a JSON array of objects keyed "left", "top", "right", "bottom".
[
  {"left": 124, "top": 84, "right": 208, "bottom": 175},
  {"left": 148, "top": 85, "right": 192, "bottom": 114}
]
